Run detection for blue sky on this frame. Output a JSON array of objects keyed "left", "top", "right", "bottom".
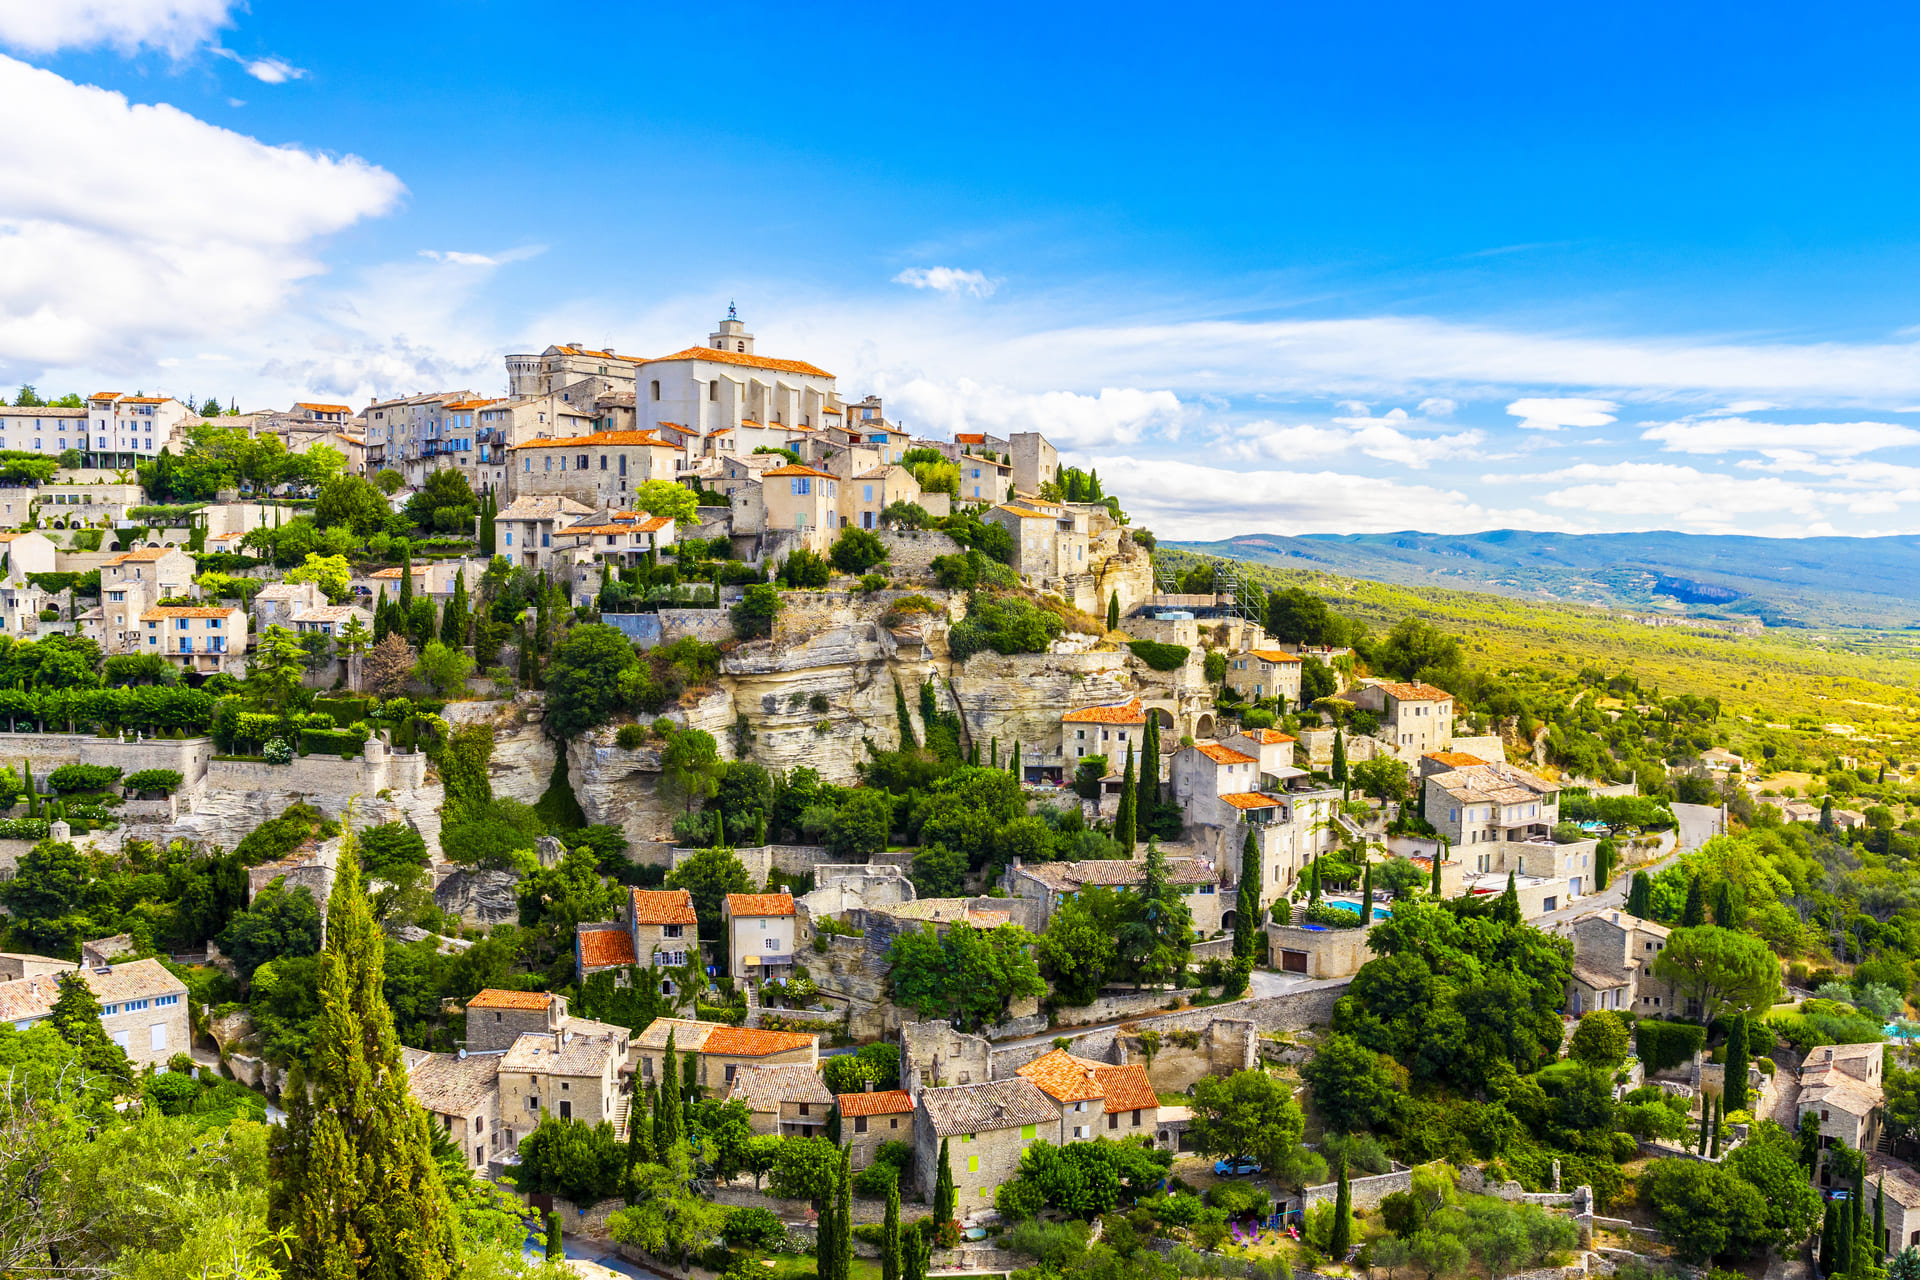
[{"left": 9, "top": 2, "right": 1920, "bottom": 540}]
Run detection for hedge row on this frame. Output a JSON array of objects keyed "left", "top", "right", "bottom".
[
  {"left": 1127, "top": 640, "right": 1191, "bottom": 672},
  {"left": 1635, "top": 1018, "right": 1706, "bottom": 1073}
]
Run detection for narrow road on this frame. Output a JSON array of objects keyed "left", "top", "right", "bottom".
[{"left": 1535, "top": 805, "right": 1715, "bottom": 932}]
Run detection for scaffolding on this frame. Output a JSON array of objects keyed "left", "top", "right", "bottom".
[{"left": 1152, "top": 557, "right": 1263, "bottom": 623}]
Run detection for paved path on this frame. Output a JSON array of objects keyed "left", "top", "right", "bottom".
[{"left": 1672, "top": 801, "right": 1727, "bottom": 853}]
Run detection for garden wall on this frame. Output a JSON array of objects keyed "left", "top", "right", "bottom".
[
  {"left": 1297, "top": 1163, "right": 1411, "bottom": 1211},
  {"left": 671, "top": 843, "right": 834, "bottom": 883},
  {"left": 600, "top": 609, "right": 737, "bottom": 650},
  {"left": 0, "top": 731, "right": 212, "bottom": 789},
  {"left": 876, "top": 530, "right": 965, "bottom": 580}
]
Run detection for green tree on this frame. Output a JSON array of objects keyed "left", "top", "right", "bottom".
[
  {"left": 1115, "top": 839, "right": 1193, "bottom": 987},
  {"left": 633, "top": 479, "right": 699, "bottom": 524},
  {"left": 768, "top": 1134, "right": 841, "bottom": 1204},
  {"left": 1723, "top": 1012, "right": 1750, "bottom": 1113},
  {"left": 248, "top": 624, "right": 308, "bottom": 714},
  {"left": 1627, "top": 870, "right": 1652, "bottom": 917},
  {"left": 547, "top": 1211, "right": 564, "bottom": 1260},
  {"left": 1681, "top": 876, "right": 1707, "bottom": 928},
  {"left": 664, "top": 846, "right": 751, "bottom": 942},
  {"left": 1328, "top": 1157, "right": 1353, "bottom": 1261},
  {"left": 888, "top": 922, "right": 1046, "bottom": 1030},
  {"left": 216, "top": 878, "right": 322, "bottom": 985},
  {"left": 1639, "top": 1158, "right": 1769, "bottom": 1263},
  {"left": 1035, "top": 886, "right": 1123, "bottom": 1006},
  {"left": 268, "top": 831, "right": 460, "bottom": 1277},
  {"left": 49, "top": 968, "right": 134, "bottom": 1084},
  {"left": 314, "top": 474, "right": 392, "bottom": 536},
  {"left": 1188, "top": 1069, "right": 1311, "bottom": 1180},
  {"left": 543, "top": 624, "right": 642, "bottom": 740},
  {"left": 934, "top": 1138, "right": 956, "bottom": 1226},
  {"left": 882, "top": 1180, "right": 903, "bottom": 1280},
  {"left": 1332, "top": 730, "right": 1348, "bottom": 792},
  {"left": 1651, "top": 926, "right": 1784, "bottom": 1020},
  {"left": 1107, "top": 591, "right": 1119, "bottom": 631},
  {"left": 829, "top": 528, "right": 889, "bottom": 574},
  {"left": 660, "top": 727, "right": 722, "bottom": 815},
  {"left": 1823, "top": 1200, "right": 1842, "bottom": 1276},
  {"left": 1235, "top": 829, "right": 1261, "bottom": 962},
  {"left": 1301, "top": 1033, "right": 1405, "bottom": 1134},
  {"left": 1115, "top": 744, "right": 1136, "bottom": 853},
  {"left": 1568, "top": 1011, "right": 1630, "bottom": 1069}
]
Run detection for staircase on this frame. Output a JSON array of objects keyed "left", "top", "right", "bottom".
[
  {"left": 612, "top": 1091, "right": 632, "bottom": 1140},
  {"left": 743, "top": 979, "right": 763, "bottom": 1028}
]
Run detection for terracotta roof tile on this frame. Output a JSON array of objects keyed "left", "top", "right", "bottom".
[
  {"left": 837, "top": 1088, "right": 915, "bottom": 1117},
  {"left": 576, "top": 927, "right": 636, "bottom": 968},
  {"left": 726, "top": 893, "right": 796, "bottom": 918},
  {"left": 1375, "top": 681, "right": 1454, "bottom": 702},
  {"left": 1219, "top": 792, "right": 1283, "bottom": 811},
  {"left": 630, "top": 888, "right": 697, "bottom": 927},
  {"left": 702, "top": 1026, "right": 819, "bottom": 1057},
  {"left": 467, "top": 989, "right": 554, "bottom": 1011},
  {"left": 1196, "top": 743, "right": 1258, "bottom": 765},
  {"left": 1061, "top": 700, "right": 1146, "bottom": 725},
  {"left": 761, "top": 463, "right": 837, "bottom": 479},
  {"left": 294, "top": 402, "right": 352, "bottom": 413},
  {"left": 509, "top": 430, "right": 684, "bottom": 452},
  {"left": 1237, "top": 729, "right": 1295, "bottom": 745},
  {"left": 1092, "top": 1063, "right": 1159, "bottom": 1112},
  {"left": 1018, "top": 1048, "right": 1107, "bottom": 1102},
  {"left": 1246, "top": 650, "right": 1303, "bottom": 664},
  {"left": 650, "top": 346, "right": 834, "bottom": 379},
  {"left": 1424, "top": 751, "right": 1489, "bottom": 767}
]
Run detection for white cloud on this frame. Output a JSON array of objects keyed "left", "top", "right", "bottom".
[
  {"left": 420, "top": 249, "right": 501, "bottom": 267},
  {"left": 892, "top": 267, "right": 999, "bottom": 299},
  {"left": 880, "top": 377, "right": 1180, "bottom": 449},
  {"left": 1417, "top": 397, "right": 1457, "bottom": 417},
  {"left": 1326, "top": 407, "right": 1486, "bottom": 469},
  {"left": 1640, "top": 417, "right": 1920, "bottom": 456},
  {"left": 1506, "top": 396, "right": 1618, "bottom": 431},
  {"left": 214, "top": 49, "right": 305, "bottom": 83},
  {"left": 0, "top": 0, "right": 231, "bottom": 56},
  {"left": 1088, "top": 454, "right": 1559, "bottom": 541},
  {"left": 0, "top": 55, "right": 403, "bottom": 375}
]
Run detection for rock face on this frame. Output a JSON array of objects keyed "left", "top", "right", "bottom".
[{"left": 434, "top": 867, "right": 521, "bottom": 927}]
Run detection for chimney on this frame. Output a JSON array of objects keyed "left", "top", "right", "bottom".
[{"left": 864, "top": 1081, "right": 874, "bottom": 1093}]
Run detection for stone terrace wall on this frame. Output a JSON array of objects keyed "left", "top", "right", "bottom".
[
  {"left": 990, "top": 980, "right": 1349, "bottom": 1077},
  {"left": 877, "top": 530, "right": 965, "bottom": 579},
  {"left": 0, "top": 732, "right": 213, "bottom": 789},
  {"left": 601, "top": 608, "right": 737, "bottom": 650},
  {"left": 1299, "top": 1164, "right": 1411, "bottom": 1210},
  {"left": 671, "top": 843, "right": 832, "bottom": 884}
]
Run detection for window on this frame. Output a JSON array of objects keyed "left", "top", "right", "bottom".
[
  {"left": 651, "top": 380, "right": 660, "bottom": 400},
  {"left": 967, "top": 1155, "right": 979, "bottom": 1173},
  {"left": 1131, "top": 1110, "right": 1141, "bottom": 1126},
  {"left": 797, "top": 1102, "right": 809, "bottom": 1116},
  {"left": 709, "top": 381, "right": 717, "bottom": 401},
  {"left": 504, "top": 531, "right": 513, "bottom": 546},
  {"left": 527, "top": 1096, "right": 540, "bottom": 1111},
  {"left": 1107, "top": 1111, "right": 1118, "bottom": 1130},
  {"left": 855, "top": 1115, "right": 868, "bottom": 1134},
  {"left": 791, "top": 477, "right": 811, "bottom": 495},
  {"left": 150, "top": 1023, "right": 166, "bottom": 1051}
]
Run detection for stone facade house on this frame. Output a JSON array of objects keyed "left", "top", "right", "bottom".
[
  {"left": 1224, "top": 649, "right": 1302, "bottom": 705},
  {"left": 496, "top": 495, "right": 596, "bottom": 572},
  {"left": 723, "top": 891, "right": 797, "bottom": 981},
  {"left": 464, "top": 989, "right": 568, "bottom": 1052},
  {"left": 142, "top": 605, "right": 248, "bottom": 676},
  {"left": 0, "top": 958, "right": 189, "bottom": 1070},
  {"left": 728, "top": 1062, "right": 834, "bottom": 1136},
  {"left": 1802, "top": 1042, "right": 1885, "bottom": 1182},
  {"left": 1016, "top": 1048, "right": 1161, "bottom": 1141},
  {"left": 913, "top": 1078, "right": 1060, "bottom": 1216},
  {"left": 839, "top": 1088, "right": 916, "bottom": 1170},
  {"left": 508, "top": 430, "right": 687, "bottom": 507},
  {"left": 1349, "top": 680, "right": 1456, "bottom": 763},
  {"left": 632, "top": 1018, "right": 819, "bottom": 1094},
  {"left": 405, "top": 1049, "right": 503, "bottom": 1170},
  {"left": 1422, "top": 756, "right": 1560, "bottom": 853},
  {"left": 1061, "top": 700, "right": 1146, "bottom": 771},
  {"left": 1005, "top": 855, "right": 1224, "bottom": 934},
  {"left": 498, "top": 1015, "right": 632, "bottom": 1143},
  {"left": 1565, "top": 910, "right": 1681, "bottom": 1016},
  {"left": 573, "top": 887, "right": 698, "bottom": 989}
]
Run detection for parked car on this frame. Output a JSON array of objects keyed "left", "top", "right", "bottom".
[{"left": 1214, "top": 1157, "right": 1263, "bottom": 1177}]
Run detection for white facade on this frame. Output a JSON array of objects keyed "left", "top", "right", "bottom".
[
  {"left": 83, "top": 394, "right": 192, "bottom": 467},
  {"left": 636, "top": 313, "right": 839, "bottom": 446}
]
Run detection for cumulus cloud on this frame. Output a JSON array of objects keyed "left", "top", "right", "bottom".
[
  {"left": 214, "top": 49, "right": 305, "bottom": 83},
  {"left": 892, "top": 267, "right": 999, "bottom": 298},
  {"left": 1088, "top": 454, "right": 1560, "bottom": 541},
  {"left": 0, "top": 0, "right": 231, "bottom": 56},
  {"left": 1506, "top": 397, "right": 1618, "bottom": 431},
  {"left": 420, "top": 249, "right": 501, "bottom": 267},
  {"left": 0, "top": 55, "right": 403, "bottom": 375},
  {"left": 1640, "top": 417, "right": 1920, "bottom": 456}
]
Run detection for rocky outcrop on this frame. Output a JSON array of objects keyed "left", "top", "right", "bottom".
[{"left": 433, "top": 867, "right": 521, "bottom": 927}]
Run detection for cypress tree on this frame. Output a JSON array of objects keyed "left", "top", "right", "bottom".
[
  {"left": 440, "top": 569, "right": 467, "bottom": 647},
  {"left": 1496, "top": 870, "right": 1521, "bottom": 926},
  {"left": 1328, "top": 1156, "right": 1352, "bottom": 1260},
  {"left": 1823, "top": 1200, "right": 1841, "bottom": 1276},
  {"left": 373, "top": 584, "right": 390, "bottom": 642},
  {"left": 882, "top": 1179, "right": 902, "bottom": 1280},
  {"left": 1709, "top": 1095, "right": 1722, "bottom": 1158},
  {"left": 1431, "top": 840, "right": 1445, "bottom": 897},
  {"left": 547, "top": 1211, "right": 564, "bottom": 1260},
  {"left": 817, "top": 1162, "right": 837, "bottom": 1278},
  {"left": 990, "top": 739, "right": 998, "bottom": 769},
  {"left": 1361, "top": 861, "right": 1373, "bottom": 916},
  {"left": 1332, "top": 730, "right": 1348, "bottom": 794},
  {"left": 1009, "top": 740, "right": 1021, "bottom": 779},
  {"left": 967, "top": 742, "right": 978, "bottom": 766},
  {"left": 655, "top": 1031, "right": 681, "bottom": 1151},
  {"left": 1308, "top": 857, "right": 1322, "bottom": 907},
  {"left": 1724, "top": 1014, "right": 1750, "bottom": 1113},
  {"left": 1822, "top": 796, "right": 1837, "bottom": 833},
  {"left": 398, "top": 542, "right": 414, "bottom": 614},
  {"left": 1697, "top": 1097, "right": 1710, "bottom": 1155},
  {"left": 1876, "top": 1176, "right": 1887, "bottom": 1263},
  {"left": 1627, "top": 870, "right": 1652, "bottom": 918},
  {"left": 1116, "top": 744, "right": 1136, "bottom": 852},
  {"left": 625, "top": 1066, "right": 651, "bottom": 1202},
  {"left": 683, "top": 1049, "right": 699, "bottom": 1103},
  {"left": 1595, "top": 839, "right": 1615, "bottom": 891},
  {"left": 1141, "top": 714, "right": 1161, "bottom": 813},
  {"left": 1235, "top": 828, "right": 1260, "bottom": 962},
  {"left": 1107, "top": 591, "right": 1119, "bottom": 631},
  {"left": 832, "top": 1144, "right": 853, "bottom": 1280},
  {"left": 934, "top": 1137, "right": 956, "bottom": 1226},
  {"left": 826, "top": 1102, "right": 842, "bottom": 1146},
  {"left": 480, "top": 489, "right": 497, "bottom": 554},
  {"left": 1854, "top": 1161, "right": 1867, "bottom": 1263},
  {"left": 268, "top": 828, "right": 459, "bottom": 1278},
  {"left": 905, "top": 1223, "right": 931, "bottom": 1280},
  {"left": 517, "top": 621, "right": 533, "bottom": 687},
  {"left": 49, "top": 970, "right": 133, "bottom": 1085},
  {"left": 1681, "top": 876, "right": 1706, "bottom": 927},
  {"left": 894, "top": 679, "right": 917, "bottom": 751}
]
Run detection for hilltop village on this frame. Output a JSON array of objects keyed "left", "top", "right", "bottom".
[{"left": 3, "top": 312, "right": 1918, "bottom": 1280}]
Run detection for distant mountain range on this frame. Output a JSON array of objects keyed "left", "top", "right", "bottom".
[{"left": 1162, "top": 529, "right": 1920, "bottom": 630}]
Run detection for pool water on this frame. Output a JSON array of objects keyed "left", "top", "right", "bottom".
[{"left": 1326, "top": 898, "right": 1390, "bottom": 921}]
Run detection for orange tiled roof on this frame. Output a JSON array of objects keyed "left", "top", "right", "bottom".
[
  {"left": 1196, "top": 743, "right": 1257, "bottom": 765},
  {"left": 630, "top": 888, "right": 698, "bottom": 927},
  {"left": 726, "top": 892, "right": 795, "bottom": 917},
  {"left": 1238, "top": 729, "right": 1295, "bottom": 745},
  {"left": 577, "top": 929, "right": 637, "bottom": 968},
  {"left": 107, "top": 547, "right": 174, "bottom": 564},
  {"left": 821, "top": 405, "right": 843, "bottom": 414},
  {"left": 955, "top": 433, "right": 987, "bottom": 444},
  {"left": 761, "top": 463, "right": 837, "bottom": 479},
  {"left": 836, "top": 1088, "right": 914, "bottom": 1116},
  {"left": 1376, "top": 681, "right": 1453, "bottom": 702},
  {"left": 1061, "top": 700, "right": 1145, "bottom": 725},
  {"left": 1092, "top": 1063, "right": 1160, "bottom": 1112},
  {"left": 650, "top": 346, "right": 834, "bottom": 379},
  {"left": 702, "top": 1026, "right": 818, "bottom": 1057},
  {"left": 508, "top": 430, "right": 683, "bottom": 452},
  {"left": 1246, "top": 649, "right": 1303, "bottom": 664},
  {"left": 467, "top": 989, "right": 554, "bottom": 1010},
  {"left": 120, "top": 396, "right": 169, "bottom": 404},
  {"left": 1424, "top": 750, "right": 1489, "bottom": 767},
  {"left": 294, "top": 401, "right": 352, "bottom": 413},
  {"left": 1018, "top": 1048, "right": 1107, "bottom": 1102},
  {"left": 369, "top": 566, "right": 429, "bottom": 578},
  {"left": 140, "top": 606, "right": 237, "bottom": 620},
  {"left": 1219, "top": 792, "right": 1282, "bottom": 811},
  {"left": 88, "top": 392, "right": 121, "bottom": 402}
]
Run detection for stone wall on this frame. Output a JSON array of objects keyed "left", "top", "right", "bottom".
[
  {"left": 0, "top": 731, "right": 213, "bottom": 789},
  {"left": 1298, "top": 1164, "right": 1412, "bottom": 1211},
  {"left": 600, "top": 608, "right": 737, "bottom": 650},
  {"left": 876, "top": 529, "right": 965, "bottom": 580},
  {"left": 673, "top": 843, "right": 833, "bottom": 884},
  {"left": 706, "top": 1182, "right": 894, "bottom": 1224}
]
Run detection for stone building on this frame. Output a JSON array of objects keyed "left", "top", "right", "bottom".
[
  {"left": 912, "top": 1078, "right": 1060, "bottom": 1216},
  {"left": 1004, "top": 856, "right": 1225, "bottom": 935},
  {"left": 405, "top": 1049, "right": 503, "bottom": 1170},
  {"left": 728, "top": 1062, "right": 834, "bottom": 1136},
  {"left": 464, "top": 989, "right": 568, "bottom": 1052},
  {"left": 506, "top": 430, "right": 687, "bottom": 506},
  {"left": 838, "top": 1088, "right": 916, "bottom": 1170},
  {"left": 723, "top": 891, "right": 798, "bottom": 981},
  {"left": 1421, "top": 755, "right": 1560, "bottom": 852},
  {"left": 497, "top": 1016, "right": 632, "bottom": 1140},
  {"left": 1224, "top": 648, "right": 1303, "bottom": 705},
  {"left": 0, "top": 958, "right": 189, "bottom": 1070},
  {"left": 573, "top": 887, "right": 699, "bottom": 990},
  {"left": 1016, "top": 1048, "right": 1161, "bottom": 1141},
  {"left": 1349, "top": 680, "right": 1456, "bottom": 763},
  {"left": 1565, "top": 909, "right": 1680, "bottom": 1016},
  {"left": 1802, "top": 1042, "right": 1884, "bottom": 1181},
  {"left": 632, "top": 1018, "right": 819, "bottom": 1094},
  {"left": 141, "top": 605, "right": 248, "bottom": 676}
]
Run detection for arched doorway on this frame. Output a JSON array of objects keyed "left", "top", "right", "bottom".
[{"left": 1195, "top": 713, "right": 1215, "bottom": 739}]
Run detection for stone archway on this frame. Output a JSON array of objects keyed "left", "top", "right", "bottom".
[
  {"left": 1195, "top": 713, "right": 1215, "bottom": 739},
  {"left": 1149, "top": 707, "right": 1175, "bottom": 733}
]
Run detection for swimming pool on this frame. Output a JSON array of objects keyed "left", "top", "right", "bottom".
[{"left": 1325, "top": 897, "right": 1390, "bottom": 921}]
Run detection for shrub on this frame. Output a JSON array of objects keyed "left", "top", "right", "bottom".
[
  {"left": 948, "top": 592, "right": 1063, "bottom": 660},
  {"left": 1634, "top": 1019, "right": 1707, "bottom": 1074},
  {"left": 47, "top": 763, "right": 122, "bottom": 793},
  {"left": 829, "top": 528, "right": 889, "bottom": 574},
  {"left": 123, "top": 768, "right": 184, "bottom": 796},
  {"left": 1127, "top": 640, "right": 1190, "bottom": 671},
  {"left": 615, "top": 724, "right": 647, "bottom": 750},
  {"left": 1304, "top": 902, "right": 1364, "bottom": 929}
]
